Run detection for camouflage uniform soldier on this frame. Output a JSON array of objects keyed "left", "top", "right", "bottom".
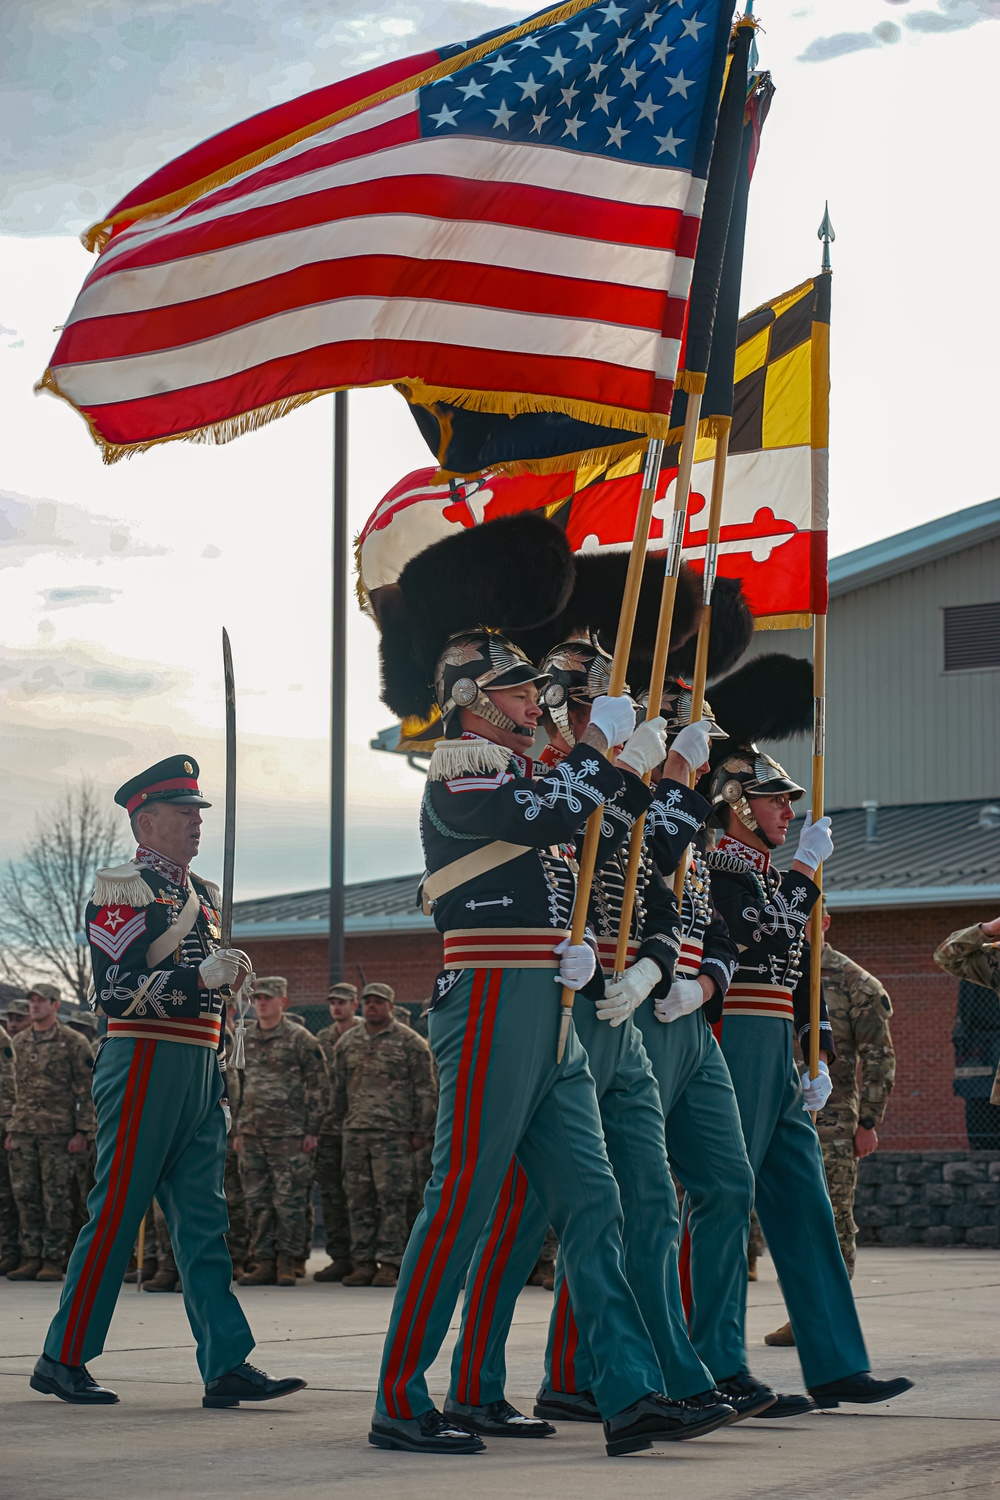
[
  {"left": 235, "top": 981, "right": 329, "bottom": 1288},
  {"left": 934, "top": 918, "right": 1000, "bottom": 1123},
  {"left": 5, "top": 997, "right": 32, "bottom": 1037},
  {"left": 65, "top": 1009, "right": 98, "bottom": 1254},
  {"left": 335, "top": 983, "right": 436, "bottom": 1288},
  {"left": 222, "top": 1022, "right": 248, "bottom": 1278},
  {"left": 6, "top": 985, "right": 96, "bottom": 1282},
  {"left": 313, "top": 982, "right": 363, "bottom": 1282},
  {"left": 767, "top": 912, "right": 895, "bottom": 1345},
  {"left": 0, "top": 1018, "right": 19, "bottom": 1274}
]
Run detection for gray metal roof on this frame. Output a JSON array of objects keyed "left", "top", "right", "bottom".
[
  {"left": 829, "top": 496, "right": 1000, "bottom": 598},
  {"left": 233, "top": 799, "right": 1000, "bottom": 937},
  {"left": 232, "top": 872, "right": 430, "bottom": 939},
  {"left": 772, "top": 798, "right": 1000, "bottom": 908}
]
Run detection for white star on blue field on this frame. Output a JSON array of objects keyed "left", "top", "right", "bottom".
[{"left": 419, "top": 1, "right": 723, "bottom": 170}]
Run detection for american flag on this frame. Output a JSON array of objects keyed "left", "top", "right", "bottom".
[{"left": 41, "top": 0, "right": 735, "bottom": 460}]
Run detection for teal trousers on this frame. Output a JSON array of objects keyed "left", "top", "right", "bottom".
[
  {"left": 449, "top": 998, "right": 714, "bottom": 1405},
  {"left": 635, "top": 1007, "right": 755, "bottom": 1381},
  {"left": 44, "top": 1037, "right": 253, "bottom": 1382},
  {"left": 720, "top": 1015, "right": 870, "bottom": 1388},
  {"left": 376, "top": 968, "right": 664, "bottom": 1421}
]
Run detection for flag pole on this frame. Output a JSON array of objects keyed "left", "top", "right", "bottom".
[
  {"left": 329, "top": 390, "right": 348, "bottom": 988},
  {"left": 612, "top": 390, "right": 704, "bottom": 975},
  {"left": 808, "top": 204, "right": 834, "bottom": 1081},
  {"left": 557, "top": 432, "right": 670, "bottom": 1061},
  {"left": 671, "top": 417, "right": 730, "bottom": 902}
]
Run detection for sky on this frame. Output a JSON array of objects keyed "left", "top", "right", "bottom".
[{"left": 2, "top": 0, "right": 998, "bottom": 898}]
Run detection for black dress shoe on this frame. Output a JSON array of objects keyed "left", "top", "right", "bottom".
[
  {"left": 715, "top": 1372, "right": 777, "bottom": 1422},
  {"left": 444, "top": 1397, "right": 555, "bottom": 1437},
  {"left": 30, "top": 1354, "right": 118, "bottom": 1405},
  {"left": 684, "top": 1389, "right": 741, "bottom": 1426},
  {"left": 751, "top": 1392, "right": 816, "bottom": 1419},
  {"left": 604, "top": 1391, "right": 733, "bottom": 1456},
  {"left": 533, "top": 1386, "right": 602, "bottom": 1422},
  {"left": 202, "top": 1361, "right": 307, "bottom": 1408},
  {"left": 809, "top": 1373, "right": 914, "bottom": 1408},
  {"left": 369, "top": 1407, "right": 486, "bottom": 1453}
]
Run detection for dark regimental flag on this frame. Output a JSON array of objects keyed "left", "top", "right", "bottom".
[
  {"left": 359, "top": 274, "right": 831, "bottom": 633},
  {"left": 39, "top": 0, "right": 734, "bottom": 462}
]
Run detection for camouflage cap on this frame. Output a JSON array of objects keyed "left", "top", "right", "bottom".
[
  {"left": 328, "top": 982, "right": 358, "bottom": 1002},
  {"left": 255, "top": 976, "right": 288, "bottom": 998},
  {"left": 68, "top": 1010, "right": 99, "bottom": 1032},
  {"left": 362, "top": 982, "right": 395, "bottom": 1004},
  {"left": 4, "top": 998, "right": 30, "bottom": 1017},
  {"left": 29, "top": 982, "right": 62, "bottom": 1002}
]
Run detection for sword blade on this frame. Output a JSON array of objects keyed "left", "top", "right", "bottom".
[{"left": 221, "top": 627, "right": 237, "bottom": 947}]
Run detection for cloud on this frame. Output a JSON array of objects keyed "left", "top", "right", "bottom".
[
  {"left": 0, "top": 488, "right": 168, "bottom": 567},
  {"left": 39, "top": 584, "right": 121, "bottom": 609},
  {"left": 0, "top": 642, "right": 176, "bottom": 702},
  {"left": 905, "top": 0, "right": 999, "bottom": 31},
  {"left": 2, "top": 0, "right": 522, "bottom": 235},
  {"left": 800, "top": 0, "right": 996, "bottom": 58},
  {"left": 798, "top": 25, "right": 899, "bottom": 61}
]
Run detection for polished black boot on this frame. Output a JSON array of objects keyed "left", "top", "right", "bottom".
[
  {"left": 202, "top": 1361, "right": 307, "bottom": 1408},
  {"left": 30, "top": 1354, "right": 119, "bottom": 1405}
]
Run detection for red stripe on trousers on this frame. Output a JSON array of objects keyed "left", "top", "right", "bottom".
[
  {"left": 61, "top": 1040, "right": 155, "bottom": 1364},
  {"left": 382, "top": 967, "right": 502, "bottom": 1418},
  {"left": 552, "top": 1278, "right": 572, "bottom": 1391},
  {"left": 465, "top": 1161, "right": 530, "bottom": 1406},
  {"left": 455, "top": 1159, "right": 520, "bottom": 1404}
]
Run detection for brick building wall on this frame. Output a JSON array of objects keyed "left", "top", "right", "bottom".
[
  {"left": 823, "top": 902, "right": 995, "bottom": 1153},
  {"left": 242, "top": 899, "right": 997, "bottom": 1153}
]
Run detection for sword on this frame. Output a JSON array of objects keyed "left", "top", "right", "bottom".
[
  {"left": 221, "top": 628, "right": 251, "bottom": 1067},
  {"left": 221, "top": 627, "right": 237, "bottom": 947}
]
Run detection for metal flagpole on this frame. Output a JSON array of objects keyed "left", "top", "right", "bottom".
[
  {"left": 329, "top": 391, "right": 348, "bottom": 987},
  {"left": 809, "top": 204, "right": 834, "bottom": 1081}
]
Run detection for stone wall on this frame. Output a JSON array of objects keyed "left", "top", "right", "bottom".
[{"left": 856, "top": 1151, "right": 1000, "bottom": 1246}]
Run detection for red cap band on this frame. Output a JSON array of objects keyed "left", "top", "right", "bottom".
[{"left": 125, "top": 776, "right": 199, "bottom": 816}]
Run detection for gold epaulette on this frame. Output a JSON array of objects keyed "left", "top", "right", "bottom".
[
  {"left": 426, "top": 738, "right": 513, "bottom": 783},
  {"left": 91, "top": 862, "right": 155, "bottom": 908}
]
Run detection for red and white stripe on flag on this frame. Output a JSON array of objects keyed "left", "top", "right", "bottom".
[{"left": 38, "top": 0, "right": 733, "bottom": 459}]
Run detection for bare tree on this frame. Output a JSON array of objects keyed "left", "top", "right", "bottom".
[{"left": 0, "top": 780, "right": 129, "bottom": 1004}]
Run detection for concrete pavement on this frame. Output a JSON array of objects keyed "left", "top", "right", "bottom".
[{"left": 2, "top": 1245, "right": 997, "bottom": 1500}]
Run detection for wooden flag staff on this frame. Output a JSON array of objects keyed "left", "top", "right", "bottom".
[
  {"left": 557, "top": 431, "right": 672, "bottom": 1062},
  {"left": 808, "top": 205, "right": 834, "bottom": 1082},
  {"left": 611, "top": 391, "right": 705, "bottom": 976},
  {"left": 671, "top": 418, "right": 731, "bottom": 903}
]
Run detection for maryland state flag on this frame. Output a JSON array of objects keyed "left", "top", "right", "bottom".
[{"left": 360, "top": 272, "right": 830, "bottom": 629}]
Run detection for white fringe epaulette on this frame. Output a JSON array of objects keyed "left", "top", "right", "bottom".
[
  {"left": 91, "top": 862, "right": 155, "bottom": 908},
  {"left": 193, "top": 874, "right": 222, "bottom": 908},
  {"left": 426, "top": 738, "right": 513, "bottom": 783}
]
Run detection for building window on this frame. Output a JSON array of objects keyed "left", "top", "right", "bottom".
[{"left": 943, "top": 602, "right": 1000, "bottom": 672}]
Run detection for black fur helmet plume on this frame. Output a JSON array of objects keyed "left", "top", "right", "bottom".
[
  {"left": 664, "top": 576, "right": 755, "bottom": 681},
  {"left": 706, "top": 653, "right": 815, "bottom": 750},
  {"left": 508, "top": 549, "right": 704, "bottom": 673},
  {"left": 373, "top": 511, "right": 575, "bottom": 723}
]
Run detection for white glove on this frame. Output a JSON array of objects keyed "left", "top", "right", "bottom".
[
  {"left": 596, "top": 957, "right": 662, "bottom": 1026},
  {"left": 799, "top": 1060, "right": 833, "bottom": 1111},
  {"left": 588, "top": 694, "right": 636, "bottom": 750},
  {"left": 221, "top": 1101, "right": 233, "bottom": 1135},
  {"left": 199, "top": 948, "right": 251, "bottom": 990},
  {"left": 669, "top": 719, "right": 713, "bottom": 774},
  {"left": 618, "top": 717, "right": 668, "bottom": 777},
  {"left": 794, "top": 812, "right": 834, "bottom": 871},
  {"left": 554, "top": 938, "right": 597, "bottom": 992},
  {"left": 654, "top": 977, "right": 706, "bottom": 1024}
]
